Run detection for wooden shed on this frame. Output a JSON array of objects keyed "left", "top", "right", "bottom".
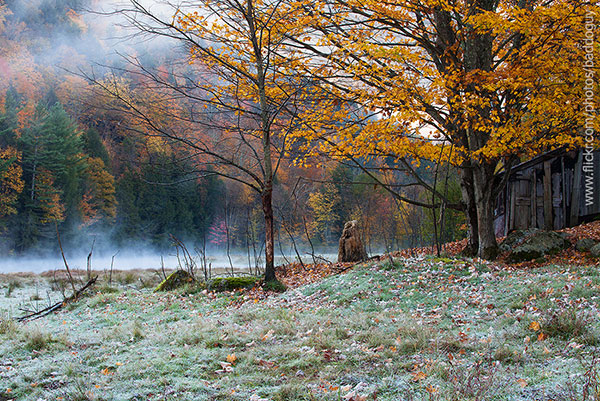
[{"left": 494, "top": 148, "right": 600, "bottom": 236}]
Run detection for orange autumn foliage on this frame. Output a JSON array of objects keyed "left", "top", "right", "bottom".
[{"left": 0, "top": 146, "right": 24, "bottom": 219}]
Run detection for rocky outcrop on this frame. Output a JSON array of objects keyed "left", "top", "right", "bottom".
[
  {"left": 575, "top": 238, "right": 597, "bottom": 252},
  {"left": 591, "top": 243, "right": 600, "bottom": 258},
  {"left": 506, "top": 231, "right": 571, "bottom": 263},
  {"left": 338, "top": 220, "right": 368, "bottom": 263},
  {"left": 499, "top": 229, "right": 540, "bottom": 252}
]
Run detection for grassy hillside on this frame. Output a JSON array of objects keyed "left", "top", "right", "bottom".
[{"left": 1, "top": 256, "right": 599, "bottom": 400}]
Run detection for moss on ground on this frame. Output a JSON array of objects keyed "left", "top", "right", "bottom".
[
  {"left": 208, "top": 276, "right": 260, "bottom": 291},
  {"left": 154, "top": 270, "right": 195, "bottom": 292},
  {"left": 263, "top": 279, "right": 287, "bottom": 292}
]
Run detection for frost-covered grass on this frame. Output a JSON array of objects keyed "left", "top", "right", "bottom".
[{"left": 1, "top": 257, "right": 600, "bottom": 400}]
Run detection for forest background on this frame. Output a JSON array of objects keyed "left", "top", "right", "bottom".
[{"left": 0, "top": 0, "right": 466, "bottom": 267}]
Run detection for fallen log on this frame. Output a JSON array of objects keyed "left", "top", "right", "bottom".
[{"left": 17, "top": 276, "right": 98, "bottom": 322}]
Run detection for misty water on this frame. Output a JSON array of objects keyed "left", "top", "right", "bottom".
[{"left": 0, "top": 251, "right": 338, "bottom": 274}]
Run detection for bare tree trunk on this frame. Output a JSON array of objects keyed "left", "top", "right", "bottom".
[
  {"left": 86, "top": 237, "right": 96, "bottom": 281},
  {"left": 224, "top": 195, "right": 234, "bottom": 275},
  {"left": 302, "top": 215, "right": 317, "bottom": 264},
  {"left": 262, "top": 186, "right": 276, "bottom": 282},
  {"left": 246, "top": 210, "right": 253, "bottom": 275},
  {"left": 109, "top": 251, "right": 118, "bottom": 284},
  {"left": 277, "top": 228, "right": 291, "bottom": 265},
  {"left": 55, "top": 221, "right": 76, "bottom": 295},
  {"left": 280, "top": 214, "right": 305, "bottom": 268}
]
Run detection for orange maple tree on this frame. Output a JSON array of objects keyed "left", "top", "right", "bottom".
[{"left": 287, "top": 0, "right": 599, "bottom": 258}]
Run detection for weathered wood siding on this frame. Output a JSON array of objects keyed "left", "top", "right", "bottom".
[{"left": 494, "top": 149, "right": 600, "bottom": 236}]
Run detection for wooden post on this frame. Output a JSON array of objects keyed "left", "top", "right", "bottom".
[
  {"left": 570, "top": 152, "right": 583, "bottom": 227},
  {"left": 543, "top": 161, "right": 553, "bottom": 230},
  {"left": 509, "top": 181, "right": 516, "bottom": 231},
  {"left": 504, "top": 185, "right": 510, "bottom": 236},
  {"left": 531, "top": 169, "right": 537, "bottom": 229},
  {"left": 561, "top": 157, "right": 567, "bottom": 228}
]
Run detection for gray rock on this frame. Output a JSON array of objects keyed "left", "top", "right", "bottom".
[
  {"left": 507, "top": 231, "right": 571, "bottom": 263},
  {"left": 575, "top": 238, "right": 597, "bottom": 252},
  {"left": 591, "top": 243, "right": 600, "bottom": 258},
  {"left": 499, "top": 229, "right": 540, "bottom": 252}
]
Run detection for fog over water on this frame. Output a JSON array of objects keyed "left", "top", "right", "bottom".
[
  {"left": 0, "top": 251, "right": 338, "bottom": 274},
  {"left": 0, "top": 0, "right": 347, "bottom": 274}
]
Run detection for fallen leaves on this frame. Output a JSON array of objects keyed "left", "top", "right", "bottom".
[
  {"left": 225, "top": 262, "right": 350, "bottom": 308},
  {"left": 216, "top": 361, "right": 234, "bottom": 374},
  {"left": 249, "top": 395, "right": 269, "bottom": 401},
  {"left": 341, "top": 382, "right": 372, "bottom": 401},
  {"left": 100, "top": 367, "right": 114, "bottom": 376},
  {"left": 256, "top": 359, "right": 275, "bottom": 369},
  {"left": 277, "top": 262, "right": 349, "bottom": 288},
  {"left": 342, "top": 392, "right": 368, "bottom": 401},
  {"left": 412, "top": 371, "right": 427, "bottom": 381},
  {"left": 395, "top": 221, "right": 600, "bottom": 269},
  {"left": 261, "top": 329, "right": 274, "bottom": 341}
]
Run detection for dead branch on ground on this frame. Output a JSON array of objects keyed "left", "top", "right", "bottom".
[{"left": 16, "top": 276, "right": 98, "bottom": 322}]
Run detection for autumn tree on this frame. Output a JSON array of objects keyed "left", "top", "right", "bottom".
[
  {"left": 89, "top": 0, "right": 321, "bottom": 281},
  {"left": 0, "top": 91, "right": 25, "bottom": 224},
  {"left": 0, "top": 147, "right": 24, "bottom": 224},
  {"left": 287, "top": 0, "right": 598, "bottom": 258}
]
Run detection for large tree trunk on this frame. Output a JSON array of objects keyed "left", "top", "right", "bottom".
[
  {"left": 472, "top": 163, "right": 499, "bottom": 259},
  {"left": 476, "top": 196, "right": 498, "bottom": 259},
  {"left": 461, "top": 0, "right": 497, "bottom": 260},
  {"left": 458, "top": 163, "right": 479, "bottom": 256},
  {"left": 262, "top": 185, "right": 276, "bottom": 282}
]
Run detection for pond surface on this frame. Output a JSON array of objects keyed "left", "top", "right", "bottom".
[{"left": 0, "top": 251, "right": 338, "bottom": 274}]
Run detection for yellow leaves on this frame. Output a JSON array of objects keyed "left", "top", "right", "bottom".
[
  {"left": 289, "top": 0, "right": 591, "bottom": 171},
  {"left": 411, "top": 370, "right": 427, "bottom": 381},
  {"left": 100, "top": 367, "right": 115, "bottom": 376},
  {"left": 426, "top": 384, "right": 438, "bottom": 394},
  {"left": 0, "top": 146, "right": 24, "bottom": 219},
  {"left": 517, "top": 378, "right": 528, "bottom": 388},
  {"left": 83, "top": 157, "right": 117, "bottom": 222},
  {"left": 146, "top": 136, "right": 171, "bottom": 155},
  {"left": 529, "top": 321, "right": 540, "bottom": 331},
  {"left": 226, "top": 353, "right": 237, "bottom": 364}
]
